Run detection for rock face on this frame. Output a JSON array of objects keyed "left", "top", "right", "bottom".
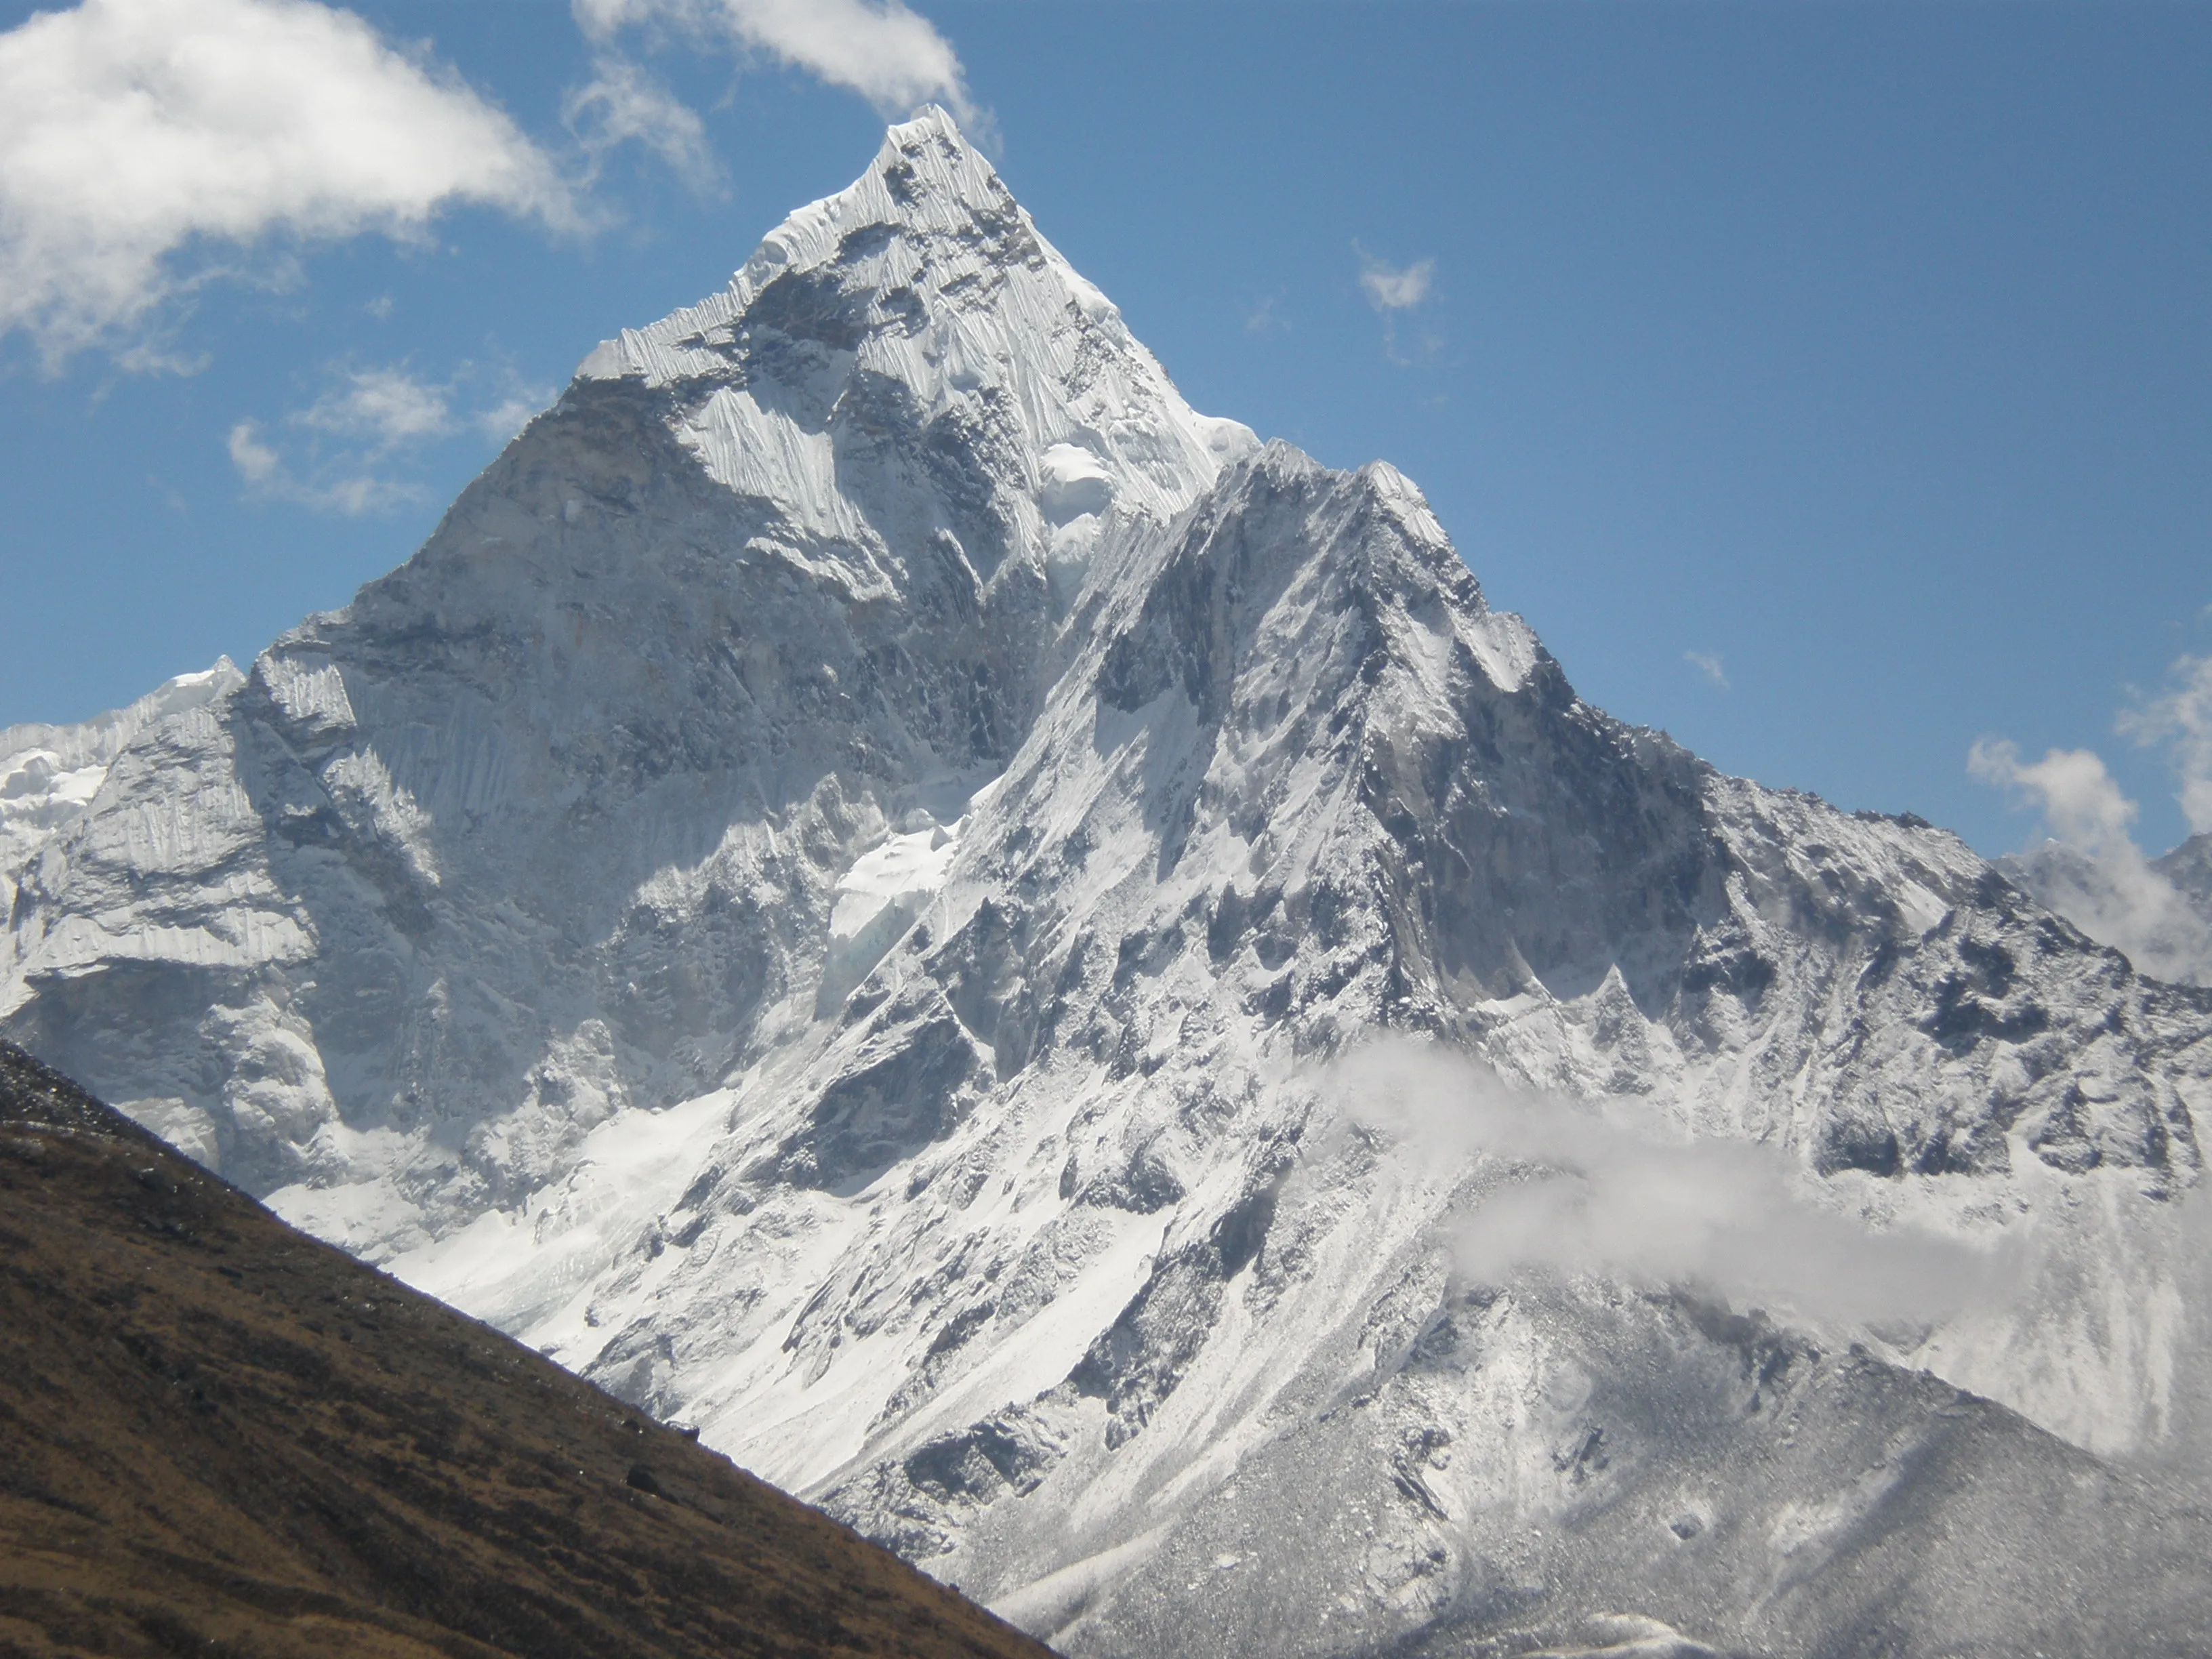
[{"left": 6, "top": 110, "right": 2212, "bottom": 1657}]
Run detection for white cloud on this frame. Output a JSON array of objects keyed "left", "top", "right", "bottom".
[
  {"left": 226, "top": 419, "right": 282, "bottom": 485},
  {"left": 296, "top": 367, "right": 453, "bottom": 451},
  {"left": 1357, "top": 248, "right": 1435, "bottom": 312},
  {"left": 1969, "top": 739, "right": 2137, "bottom": 859},
  {"left": 2119, "top": 655, "right": 2212, "bottom": 837},
  {"left": 0, "top": 0, "right": 575, "bottom": 367},
  {"left": 228, "top": 417, "right": 415, "bottom": 514},
  {"left": 1353, "top": 243, "right": 1439, "bottom": 366},
  {"left": 1970, "top": 735, "right": 2212, "bottom": 985},
  {"left": 1326, "top": 1042, "right": 2017, "bottom": 1331},
  {"left": 1684, "top": 649, "right": 1729, "bottom": 690},
  {"left": 228, "top": 360, "right": 552, "bottom": 512},
  {"left": 575, "top": 0, "right": 978, "bottom": 126},
  {"left": 564, "top": 54, "right": 718, "bottom": 188},
  {"left": 1969, "top": 655, "right": 2212, "bottom": 985}
]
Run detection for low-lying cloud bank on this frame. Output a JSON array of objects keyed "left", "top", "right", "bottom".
[
  {"left": 1322, "top": 1040, "right": 2212, "bottom": 1471},
  {"left": 1324, "top": 1042, "right": 2020, "bottom": 1331}
]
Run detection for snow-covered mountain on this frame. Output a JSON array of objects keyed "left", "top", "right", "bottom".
[
  {"left": 1997, "top": 832, "right": 2212, "bottom": 987},
  {"left": 7, "top": 110, "right": 2212, "bottom": 1656},
  {"left": 0, "top": 659, "right": 241, "bottom": 930},
  {"left": 2158, "top": 832, "right": 2212, "bottom": 905}
]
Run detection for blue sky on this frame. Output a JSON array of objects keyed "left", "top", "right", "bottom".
[{"left": 1, "top": 0, "right": 2207, "bottom": 862}]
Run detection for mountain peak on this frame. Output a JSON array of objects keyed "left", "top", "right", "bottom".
[
  {"left": 876, "top": 101, "right": 1004, "bottom": 203},
  {"left": 573, "top": 105, "right": 1040, "bottom": 390},
  {"left": 731, "top": 98, "right": 1021, "bottom": 295},
  {"left": 572, "top": 112, "right": 1254, "bottom": 559}
]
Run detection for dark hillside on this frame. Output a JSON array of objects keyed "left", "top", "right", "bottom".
[{"left": 0, "top": 1041, "right": 1054, "bottom": 1659}]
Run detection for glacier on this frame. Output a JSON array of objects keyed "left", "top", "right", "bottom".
[{"left": 6, "top": 108, "right": 2212, "bottom": 1656}]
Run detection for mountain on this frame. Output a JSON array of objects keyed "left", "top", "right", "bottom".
[
  {"left": 1996, "top": 831, "right": 2212, "bottom": 987},
  {"left": 7, "top": 108, "right": 2212, "bottom": 1657},
  {"left": 0, "top": 1038, "right": 1054, "bottom": 1659},
  {"left": 2157, "top": 832, "right": 2212, "bottom": 899},
  {"left": 0, "top": 658, "right": 241, "bottom": 930}
]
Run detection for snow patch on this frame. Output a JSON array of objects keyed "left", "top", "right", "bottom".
[
  {"left": 822, "top": 817, "right": 961, "bottom": 1007},
  {"left": 1039, "top": 443, "right": 1113, "bottom": 526}
]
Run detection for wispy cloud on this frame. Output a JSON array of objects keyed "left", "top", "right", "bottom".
[
  {"left": 564, "top": 54, "right": 719, "bottom": 189},
  {"left": 228, "top": 418, "right": 419, "bottom": 515},
  {"left": 1243, "top": 295, "right": 1289, "bottom": 337},
  {"left": 475, "top": 392, "right": 553, "bottom": 445},
  {"left": 1684, "top": 649, "right": 1729, "bottom": 690},
  {"left": 574, "top": 0, "right": 981, "bottom": 129},
  {"left": 0, "top": 0, "right": 576, "bottom": 369},
  {"left": 1354, "top": 243, "right": 1439, "bottom": 366},
  {"left": 2118, "top": 655, "right": 2212, "bottom": 837},
  {"left": 1357, "top": 251, "right": 1435, "bottom": 312},
  {"left": 229, "top": 361, "right": 552, "bottom": 514},
  {"left": 1326, "top": 1042, "right": 2018, "bottom": 1330},
  {"left": 1971, "top": 687, "right": 2212, "bottom": 985},
  {"left": 296, "top": 367, "right": 455, "bottom": 453}
]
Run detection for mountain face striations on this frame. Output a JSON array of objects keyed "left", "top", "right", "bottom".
[{"left": 5, "top": 110, "right": 2212, "bottom": 1658}]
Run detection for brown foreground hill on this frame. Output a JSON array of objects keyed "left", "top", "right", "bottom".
[{"left": 0, "top": 1041, "right": 1055, "bottom": 1659}]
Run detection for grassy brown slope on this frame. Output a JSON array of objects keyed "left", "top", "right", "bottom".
[{"left": 0, "top": 1042, "right": 1054, "bottom": 1659}]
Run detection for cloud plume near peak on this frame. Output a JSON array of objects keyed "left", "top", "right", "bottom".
[
  {"left": 1324, "top": 1042, "right": 2019, "bottom": 1332},
  {"left": 1969, "top": 740, "right": 2139, "bottom": 861},
  {"left": 1973, "top": 654, "right": 2212, "bottom": 986},
  {"left": 574, "top": 0, "right": 980, "bottom": 129},
  {"left": 0, "top": 0, "right": 576, "bottom": 368}
]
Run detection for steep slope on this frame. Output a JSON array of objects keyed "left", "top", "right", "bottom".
[
  {"left": 0, "top": 1039, "right": 1054, "bottom": 1659},
  {"left": 1, "top": 108, "right": 1249, "bottom": 1223},
  {"left": 0, "top": 659, "right": 241, "bottom": 928},
  {"left": 388, "top": 441, "right": 2212, "bottom": 1654},
  {"left": 6, "top": 109, "right": 2212, "bottom": 1658}
]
